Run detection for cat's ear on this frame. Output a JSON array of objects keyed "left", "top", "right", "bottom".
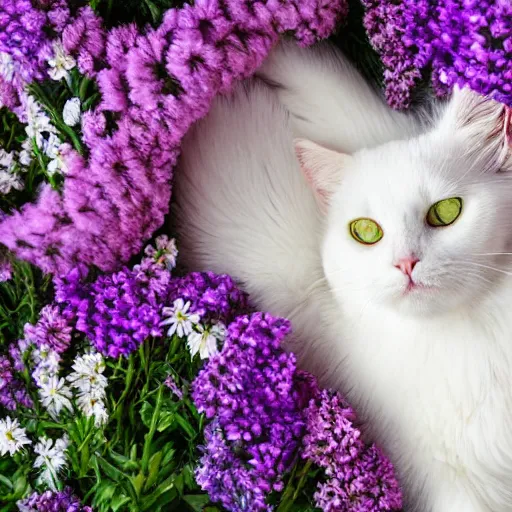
[
  {"left": 294, "top": 138, "right": 352, "bottom": 212},
  {"left": 440, "top": 85, "right": 512, "bottom": 172}
]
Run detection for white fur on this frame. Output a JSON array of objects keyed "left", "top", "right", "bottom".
[{"left": 173, "top": 43, "right": 512, "bottom": 511}]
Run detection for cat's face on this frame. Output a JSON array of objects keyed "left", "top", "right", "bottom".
[{"left": 297, "top": 87, "right": 512, "bottom": 316}]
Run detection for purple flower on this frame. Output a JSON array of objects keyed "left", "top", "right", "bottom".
[
  {"left": 303, "top": 389, "right": 402, "bottom": 511},
  {"left": 0, "top": 354, "right": 32, "bottom": 411},
  {"left": 363, "top": 0, "right": 512, "bottom": 109},
  {"left": 0, "top": 0, "right": 344, "bottom": 274},
  {"left": 168, "top": 272, "right": 249, "bottom": 326},
  {"left": 0, "top": 257, "right": 12, "bottom": 281},
  {"left": 17, "top": 487, "right": 92, "bottom": 512},
  {"left": 62, "top": 7, "right": 105, "bottom": 77},
  {"left": 55, "top": 260, "right": 172, "bottom": 358},
  {"left": 192, "top": 312, "right": 309, "bottom": 511},
  {"left": 23, "top": 304, "right": 72, "bottom": 353}
]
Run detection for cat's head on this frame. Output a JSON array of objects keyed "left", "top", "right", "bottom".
[{"left": 296, "top": 87, "right": 512, "bottom": 316}]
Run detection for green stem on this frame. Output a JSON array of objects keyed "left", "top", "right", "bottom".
[{"left": 141, "top": 386, "right": 164, "bottom": 474}]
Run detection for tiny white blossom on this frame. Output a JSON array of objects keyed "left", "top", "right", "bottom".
[
  {"left": 0, "top": 416, "right": 31, "bottom": 456},
  {"left": 0, "top": 149, "right": 15, "bottom": 170},
  {"left": 32, "top": 345, "right": 61, "bottom": 387},
  {"left": 39, "top": 376, "right": 73, "bottom": 419},
  {"left": 63, "top": 97, "right": 81, "bottom": 126},
  {"left": 76, "top": 392, "right": 108, "bottom": 427},
  {"left": 0, "top": 52, "right": 15, "bottom": 82},
  {"left": 33, "top": 435, "right": 69, "bottom": 489},
  {"left": 187, "top": 326, "right": 217, "bottom": 360},
  {"left": 161, "top": 298, "right": 200, "bottom": 338},
  {"left": 67, "top": 352, "right": 107, "bottom": 395},
  {"left": 18, "top": 139, "right": 33, "bottom": 167},
  {"left": 43, "top": 134, "right": 68, "bottom": 175},
  {"left": 0, "top": 169, "right": 23, "bottom": 195},
  {"left": 47, "top": 40, "right": 76, "bottom": 82},
  {"left": 25, "top": 96, "right": 56, "bottom": 148}
]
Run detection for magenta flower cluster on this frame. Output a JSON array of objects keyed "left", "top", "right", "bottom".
[
  {"left": 0, "top": 0, "right": 345, "bottom": 275},
  {"left": 192, "top": 312, "right": 402, "bottom": 512},
  {"left": 303, "top": 390, "right": 402, "bottom": 511},
  {"left": 363, "top": 0, "right": 512, "bottom": 109},
  {"left": 17, "top": 487, "right": 93, "bottom": 512}
]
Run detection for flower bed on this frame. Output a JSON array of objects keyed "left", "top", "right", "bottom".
[{"left": 0, "top": 0, "right": 510, "bottom": 511}]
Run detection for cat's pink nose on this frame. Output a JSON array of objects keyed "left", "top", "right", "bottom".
[{"left": 395, "top": 257, "right": 419, "bottom": 277}]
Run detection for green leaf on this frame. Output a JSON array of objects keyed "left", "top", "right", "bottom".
[
  {"left": 174, "top": 413, "right": 196, "bottom": 439},
  {"left": 183, "top": 494, "right": 210, "bottom": 511},
  {"left": 140, "top": 402, "right": 154, "bottom": 428},
  {"left": 144, "top": 451, "right": 163, "bottom": 491},
  {"left": 111, "top": 494, "right": 131, "bottom": 512}
]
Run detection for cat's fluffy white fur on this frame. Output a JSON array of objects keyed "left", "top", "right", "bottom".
[{"left": 173, "top": 42, "right": 512, "bottom": 511}]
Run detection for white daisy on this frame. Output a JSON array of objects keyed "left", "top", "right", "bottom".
[
  {"left": 62, "top": 97, "right": 81, "bottom": 127},
  {"left": 76, "top": 392, "right": 108, "bottom": 427},
  {"left": 0, "top": 52, "right": 15, "bottom": 82},
  {"left": 33, "top": 435, "right": 69, "bottom": 489},
  {"left": 187, "top": 322, "right": 226, "bottom": 360},
  {"left": 32, "top": 345, "right": 61, "bottom": 387},
  {"left": 67, "top": 352, "right": 107, "bottom": 395},
  {"left": 38, "top": 376, "right": 73, "bottom": 419},
  {"left": 161, "top": 298, "right": 200, "bottom": 338},
  {"left": 0, "top": 416, "right": 31, "bottom": 456},
  {"left": 47, "top": 40, "right": 76, "bottom": 82}
]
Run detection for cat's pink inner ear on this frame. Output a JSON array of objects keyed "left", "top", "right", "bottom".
[{"left": 294, "top": 138, "right": 350, "bottom": 212}]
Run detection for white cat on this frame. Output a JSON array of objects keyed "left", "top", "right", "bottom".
[{"left": 174, "top": 42, "right": 512, "bottom": 511}]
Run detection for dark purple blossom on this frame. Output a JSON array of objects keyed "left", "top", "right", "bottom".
[
  {"left": 168, "top": 272, "right": 249, "bottom": 326},
  {"left": 0, "top": 354, "right": 32, "bottom": 411},
  {"left": 17, "top": 487, "right": 92, "bottom": 512},
  {"left": 363, "top": 0, "right": 512, "bottom": 109},
  {"left": 192, "top": 312, "right": 311, "bottom": 511}
]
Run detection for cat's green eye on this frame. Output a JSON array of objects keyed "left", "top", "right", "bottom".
[
  {"left": 426, "top": 197, "right": 463, "bottom": 227},
  {"left": 349, "top": 218, "right": 383, "bottom": 245}
]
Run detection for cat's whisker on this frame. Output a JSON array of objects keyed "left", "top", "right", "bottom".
[{"left": 453, "top": 260, "right": 512, "bottom": 276}]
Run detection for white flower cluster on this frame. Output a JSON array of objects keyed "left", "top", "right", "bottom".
[
  {"left": 0, "top": 147, "right": 27, "bottom": 195},
  {"left": 0, "top": 416, "right": 69, "bottom": 489},
  {"left": 34, "top": 349, "right": 108, "bottom": 426},
  {"left": 67, "top": 352, "right": 109, "bottom": 427},
  {"left": 25, "top": 96, "right": 70, "bottom": 176},
  {"left": 161, "top": 298, "right": 226, "bottom": 360},
  {"left": 34, "top": 435, "right": 69, "bottom": 489}
]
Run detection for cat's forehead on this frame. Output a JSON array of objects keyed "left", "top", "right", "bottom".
[{"left": 342, "top": 138, "right": 460, "bottom": 209}]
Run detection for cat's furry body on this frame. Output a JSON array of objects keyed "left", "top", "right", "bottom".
[{"left": 173, "top": 42, "right": 512, "bottom": 511}]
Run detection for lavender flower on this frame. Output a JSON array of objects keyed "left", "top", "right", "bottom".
[
  {"left": 168, "top": 272, "right": 249, "bottom": 326},
  {"left": 23, "top": 305, "right": 72, "bottom": 353},
  {"left": 17, "top": 487, "right": 92, "bottom": 512},
  {"left": 303, "top": 389, "right": 402, "bottom": 511},
  {"left": 55, "top": 260, "right": 171, "bottom": 358},
  {"left": 363, "top": 0, "right": 512, "bottom": 109},
  {"left": 0, "top": 355, "right": 33, "bottom": 410},
  {"left": 193, "top": 313, "right": 309, "bottom": 511}
]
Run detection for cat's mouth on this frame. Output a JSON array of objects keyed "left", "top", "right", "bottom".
[{"left": 403, "top": 279, "right": 433, "bottom": 295}]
